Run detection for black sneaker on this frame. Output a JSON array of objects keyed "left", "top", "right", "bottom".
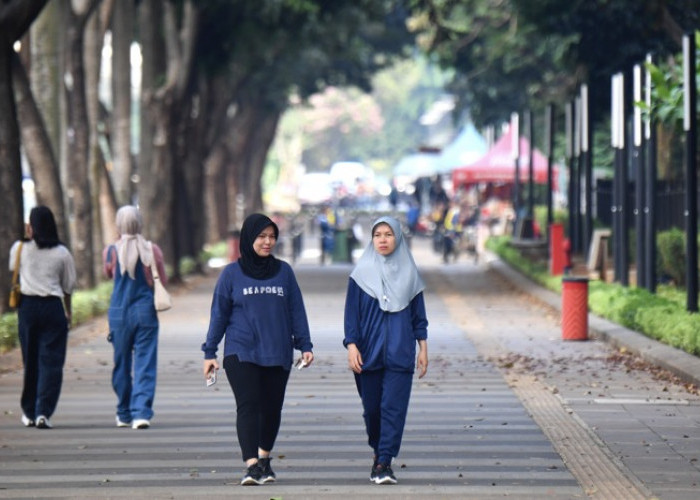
[
  {"left": 258, "top": 457, "right": 276, "bottom": 483},
  {"left": 240, "top": 463, "right": 264, "bottom": 486},
  {"left": 370, "top": 462, "right": 397, "bottom": 485}
]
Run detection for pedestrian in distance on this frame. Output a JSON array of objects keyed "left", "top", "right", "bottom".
[
  {"left": 103, "top": 205, "right": 167, "bottom": 430},
  {"left": 201, "top": 213, "right": 314, "bottom": 486},
  {"left": 344, "top": 215, "right": 429, "bottom": 485},
  {"left": 9, "top": 205, "right": 77, "bottom": 429}
]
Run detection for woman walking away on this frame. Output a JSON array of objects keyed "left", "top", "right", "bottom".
[
  {"left": 10, "top": 206, "right": 77, "bottom": 429},
  {"left": 344, "top": 215, "right": 429, "bottom": 485},
  {"left": 103, "top": 205, "right": 167, "bottom": 430},
  {"left": 202, "top": 213, "right": 314, "bottom": 486}
]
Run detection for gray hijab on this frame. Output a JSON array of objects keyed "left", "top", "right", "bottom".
[{"left": 349, "top": 216, "right": 425, "bottom": 312}]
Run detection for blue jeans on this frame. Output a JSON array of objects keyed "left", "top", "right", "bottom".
[
  {"left": 108, "top": 302, "right": 159, "bottom": 422},
  {"left": 354, "top": 369, "right": 413, "bottom": 465},
  {"left": 18, "top": 295, "right": 69, "bottom": 419}
]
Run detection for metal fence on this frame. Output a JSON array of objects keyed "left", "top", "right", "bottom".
[{"left": 594, "top": 179, "right": 689, "bottom": 232}]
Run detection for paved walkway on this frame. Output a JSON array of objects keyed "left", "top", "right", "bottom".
[{"left": 1, "top": 235, "right": 699, "bottom": 499}]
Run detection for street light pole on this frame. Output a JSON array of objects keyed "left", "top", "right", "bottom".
[
  {"left": 527, "top": 109, "right": 534, "bottom": 220},
  {"left": 581, "top": 84, "right": 593, "bottom": 256},
  {"left": 545, "top": 104, "right": 554, "bottom": 238},
  {"left": 511, "top": 112, "right": 521, "bottom": 233},
  {"left": 644, "top": 54, "right": 657, "bottom": 294},
  {"left": 633, "top": 65, "right": 646, "bottom": 289},
  {"left": 683, "top": 33, "right": 698, "bottom": 312}
]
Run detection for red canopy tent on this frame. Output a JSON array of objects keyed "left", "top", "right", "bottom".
[{"left": 452, "top": 126, "right": 557, "bottom": 189}]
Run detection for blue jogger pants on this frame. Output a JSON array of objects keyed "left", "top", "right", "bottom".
[{"left": 355, "top": 369, "right": 413, "bottom": 465}]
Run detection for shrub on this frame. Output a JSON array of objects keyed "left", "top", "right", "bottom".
[
  {"left": 490, "top": 233, "right": 700, "bottom": 359},
  {"left": 0, "top": 314, "right": 19, "bottom": 353},
  {"left": 0, "top": 281, "right": 113, "bottom": 354},
  {"left": 657, "top": 228, "right": 686, "bottom": 286}
]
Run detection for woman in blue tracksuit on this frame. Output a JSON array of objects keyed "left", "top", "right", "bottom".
[
  {"left": 344, "top": 215, "right": 429, "bottom": 485},
  {"left": 202, "top": 213, "right": 314, "bottom": 486}
]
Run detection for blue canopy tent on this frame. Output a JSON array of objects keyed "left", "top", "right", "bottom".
[
  {"left": 392, "top": 152, "right": 440, "bottom": 179},
  {"left": 436, "top": 123, "right": 487, "bottom": 174}
]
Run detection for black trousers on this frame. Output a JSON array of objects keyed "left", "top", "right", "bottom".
[
  {"left": 18, "top": 295, "right": 69, "bottom": 419},
  {"left": 224, "top": 355, "right": 290, "bottom": 462}
]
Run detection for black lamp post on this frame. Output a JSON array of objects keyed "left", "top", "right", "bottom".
[
  {"left": 511, "top": 112, "right": 521, "bottom": 230},
  {"left": 683, "top": 33, "right": 698, "bottom": 312},
  {"left": 633, "top": 65, "right": 646, "bottom": 288},
  {"left": 581, "top": 84, "right": 593, "bottom": 255},
  {"left": 644, "top": 54, "right": 657, "bottom": 294}
]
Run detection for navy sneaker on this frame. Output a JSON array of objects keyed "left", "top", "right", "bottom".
[
  {"left": 258, "top": 457, "right": 276, "bottom": 483},
  {"left": 370, "top": 462, "right": 397, "bottom": 485},
  {"left": 241, "top": 463, "right": 264, "bottom": 486}
]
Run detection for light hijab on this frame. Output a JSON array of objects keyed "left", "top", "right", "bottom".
[
  {"left": 350, "top": 216, "right": 425, "bottom": 312},
  {"left": 114, "top": 205, "right": 153, "bottom": 279}
]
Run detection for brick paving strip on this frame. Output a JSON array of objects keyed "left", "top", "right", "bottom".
[
  {"left": 430, "top": 271, "right": 657, "bottom": 500},
  {"left": 508, "top": 374, "right": 652, "bottom": 499}
]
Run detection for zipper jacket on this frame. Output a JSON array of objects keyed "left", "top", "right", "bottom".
[{"left": 343, "top": 278, "right": 427, "bottom": 372}]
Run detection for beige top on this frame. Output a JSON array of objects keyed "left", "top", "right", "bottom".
[{"left": 9, "top": 240, "right": 77, "bottom": 297}]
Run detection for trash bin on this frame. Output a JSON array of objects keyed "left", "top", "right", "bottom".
[
  {"left": 561, "top": 276, "right": 588, "bottom": 341},
  {"left": 549, "top": 223, "right": 565, "bottom": 275},
  {"left": 332, "top": 229, "right": 349, "bottom": 263}
]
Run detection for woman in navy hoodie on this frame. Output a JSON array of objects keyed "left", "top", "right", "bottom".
[
  {"left": 202, "top": 213, "right": 314, "bottom": 486},
  {"left": 344, "top": 215, "right": 429, "bottom": 485}
]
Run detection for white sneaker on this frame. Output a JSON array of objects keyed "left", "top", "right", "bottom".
[
  {"left": 116, "top": 416, "right": 130, "bottom": 428},
  {"left": 132, "top": 418, "right": 150, "bottom": 429},
  {"left": 36, "top": 415, "right": 52, "bottom": 429},
  {"left": 21, "top": 414, "right": 35, "bottom": 427}
]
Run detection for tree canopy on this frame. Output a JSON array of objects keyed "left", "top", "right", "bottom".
[{"left": 407, "top": 0, "right": 700, "bottom": 127}]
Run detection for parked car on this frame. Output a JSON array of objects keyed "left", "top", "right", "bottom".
[{"left": 297, "top": 172, "right": 333, "bottom": 208}]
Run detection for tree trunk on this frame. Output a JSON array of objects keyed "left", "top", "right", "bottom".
[
  {"left": 243, "top": 106, "right": 281, "bottom": 212},
  {"left": 225, "top": 104, "right": 258, "bottom": 226},
  {"left": 0, "top": 44, "right": 24, "bottom": 315},
  {"left": 63, "top": 2, "right": 100, "bottom": 288},
  {"left": 138, "top": 0, "right": 198, "bottom": 280},
  {"left": 0, "top": 0, "right": 51, "bottom": 314},
  {"left": 204, "top": 142, "right": 229, "bottom": 243},
  {"left": 201, "top": 73, "right": 243, "bottom": 242},
  {"left": 30, "top": 0, "right": 62, "bottom": 173},
  {"left": 176, "top": 99, "right": 205, "bottom": 270},
  {"left": 111, "top": 0, "right": 134, "bottom": 206},
  {"left": 85, "top": 3, "right": 114, "bottom": 279},
  {"left": 136, "top": 0, "right": 162, "bottom": 243},
  {"left": 227, "top": 100, "right": 281, "bottom": 216},
  {"left": 11, "top": 53, "right": 66, "bottom": 241}
]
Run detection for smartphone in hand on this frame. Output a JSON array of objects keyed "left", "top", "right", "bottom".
[
  {"left": 294, "top": 358, "right": 308, "bottom": 370},
  {"left": 206, "top": 369, "right": 217, "bottom": 387}
]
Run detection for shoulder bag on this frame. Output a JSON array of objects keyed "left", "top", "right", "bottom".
[
  {"left": 9, "top": 242, "right": 23, "bottom": 308},
  {"left": 149, "top": 242, "right": 172, "bottom": 312}
]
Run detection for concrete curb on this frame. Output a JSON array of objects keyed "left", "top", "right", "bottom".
[{"left": 487, "top": 256, "right": 700, "bottom": 389}]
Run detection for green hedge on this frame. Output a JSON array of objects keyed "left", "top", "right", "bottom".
[
  {"left": 0, "top": 243, "right": 230, "bottom": 354},
  {"left": 0, "top": 281, "right": 114, "bottom": 353},
  {"left": 487, "top": 234, "right": 700, "bottom": 357}
]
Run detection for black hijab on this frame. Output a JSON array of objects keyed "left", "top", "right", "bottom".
[{"left": 238, "top": 213, "right": 281, "bottom": 280}]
